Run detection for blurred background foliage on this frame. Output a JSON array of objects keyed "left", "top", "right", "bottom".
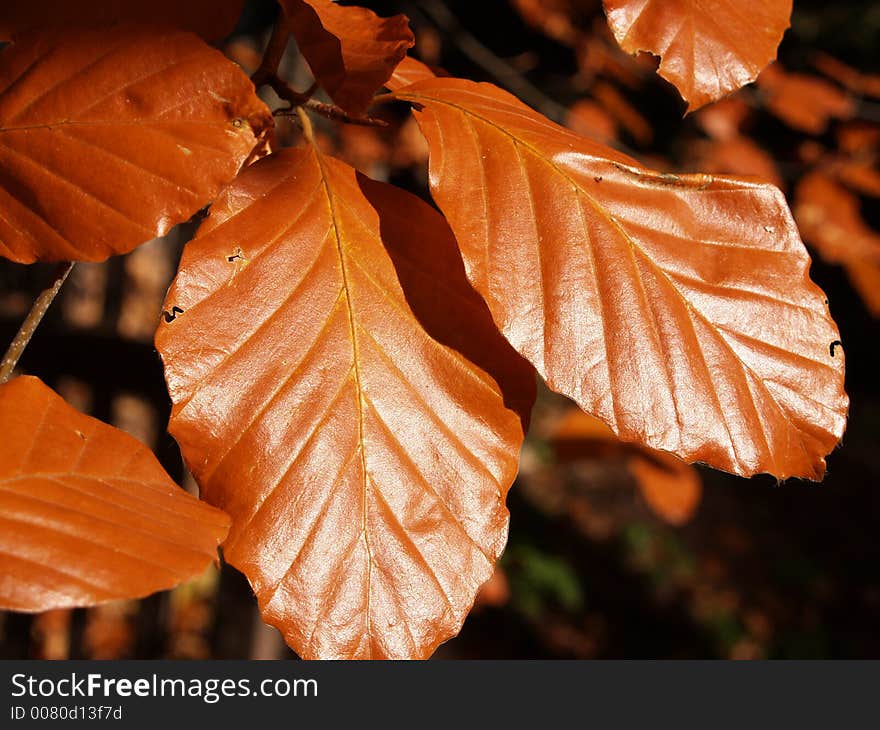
[{"left": 1, "top": 0, "right": 878, "bottom": 659}]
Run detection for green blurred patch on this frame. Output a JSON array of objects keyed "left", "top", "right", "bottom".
[{"left": 503, "top": 543, "right": 584, "bottom": 619}]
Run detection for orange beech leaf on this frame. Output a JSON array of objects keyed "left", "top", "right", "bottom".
[
  {"left": 511, "top": 0, "right": 588, "bottom": 46},
  {"left": 386, "top": 56, "right": 439, "bottom": 91},
  {"left": 694, "top": 98, "right": 753, "bottom": 142},
  {"left": 566, "top": 99, "right": 617, "bottom": 144},
  {"left": 628, "top": 450, "right": 701, "bottom": 525},
  {"left": 551, "top": 408, "right": 700, "bottom": 525},
  {"left": 0, "top": 0, "right": 244, "bottom": 41},
  {"left": 0, "top": 376, "right": 230, "bottom": 613},
  {"left": 591, "top": 81, "right": 652, "bottom": 145},
  {"left": 281, "top": 0, "right": 414, "bottom": 115},
  {"left": 0, "top": 27, "right": 272, "bottom": 264},
  {"left": 820, "top": 157, "right": 880, "bottom": 199},
  {"left": 395, "top": 77, "right": 848, "bottom": 480},
  {"left": 602, "top": 0, "right": 792, "bottom": 111},
  {"left": 795, "top": 173, "right": 880, "bottom": 318},
  {"left": 813, "top": 53, "right": 880, "bottom": 100},
  {"left": 758, "top": 65, "right": 854, "bottom": 135},
  {"left": 155, "top": 146, "right": 535, "bottom": 659}
]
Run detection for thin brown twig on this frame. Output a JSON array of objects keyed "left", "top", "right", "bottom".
[
  {"left": 0, "top": 261, "right": 74, "bottom": 384},
  {"left": 402, "top": 0, "right": 569, "bottom": 123},
  {"left": 268, "top": 76, "right": 319, "bottom": 107},
  {"left": 279, "top": 100, "right": 389, "bottom": 128},
  {"left": 251, "top": 12, "right": 292, "bottom": 88}
]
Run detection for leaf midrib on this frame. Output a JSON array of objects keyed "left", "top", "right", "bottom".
[{"left": 399, "top": 89, "right": 817, "bottom": 473}]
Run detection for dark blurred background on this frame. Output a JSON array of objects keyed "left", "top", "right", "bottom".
[{"left": 1, "top": 0, "right": 878, "bottom": 659}]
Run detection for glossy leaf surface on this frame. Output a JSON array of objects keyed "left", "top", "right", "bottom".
[
  {"left": 0, "top": 1, "right": 244, "bottom": 41},
  {"left": 0, "top": 376, "right": 230, "bottom": 612},
  {"left": 0, "top": 27, "right": 272, "bottom": 263},
  {"left": 396, "top": 78, "right": 848, "bottom": 480},
  {"left": 603, "top": 0, "right": 792, "bottom": 110},
  {"left": 156, "top": 147, "right": 534, "bottom": 659},
  {"left": 282, "top": 0, "right": 414, "bottom": 115}
]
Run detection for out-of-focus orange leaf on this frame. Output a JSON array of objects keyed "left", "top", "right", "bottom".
[
  {"left": 694, "top": 98, "right": 753, "bottom": 141},
  {"left": 0, "top": 0, "right": 244, "bottom": 40},
  {"left": 511, "top": 0, "right": 601, "bottom": 46},
  {"left": 551, "top": 408, "right": 700, "bottom": 525},
  {"left": 689, "top": 137, "right": 783, "bottom": 190},
  {"left": 0, "top": 27, "right": 272, "bottom": 264},
  {"left": 575, "top": 23, "right": 648, "bottom": 90},
  {"left": 281, "top": 0, "right": 414, "bottom": 115},
  {"left": 335, "top": 125, "right": 390, "bottom": 175},
  {"left": 758, "top": 65, "right": 855, "bottom": 135},
  {"left": 0, "top": 376, "right": 230, "bottom": 613},
  {"left": 813, "top": 53, "right": 880, "bottom": 100},
  {"left": 795, "top": 173, "right": 880, "bottom": 317},
  {"left": 823, "top": 158, "right": 880, "bottom": 198},
  {"left": 155, "top": 147, "right": 535, "bottom": 659},
  {"left": 836, "top": 122, "right": 880, "bottom": 156},
  {"left": 603, "top": 0, "right": 792, "bottom": 111},
  {"left": 630, "top": 450, "right": 701, "bottom": 525},
  {"left": 591, "top": 81, "right": 652, "bottom": 145},
  {"left": 389, "top": 117, "right": 430, "bottom": 169},
  {"left": 473, "top": 566, "right": 510, "bottom": 609},
  {"left": 567, "top": 99, "right": 617, "bottom": 144},
  {"left": 396, "top": 77, "right": 848, "bottom": 480}
]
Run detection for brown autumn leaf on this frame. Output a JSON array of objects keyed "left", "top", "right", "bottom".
[
  {"left": 386, "top": 55, "right": 440, "bottom": 90},
  {"left": 511, "top": 0, "right": 600, "bottom": 46},
  {"left": 551, "top": 408, "right": 700, "bottom": 524},
  {"left": 0, "top": 0, "right": 244, "bottom": 41},
  {"left": 155, "top": 146, "right": 535, "bottom": 659},
  {"left": 0, "top": 27, "right": 272, "bottom": 264},
  {"left": 395, "top": 77, "right": 848, "bottom": 480},
  {"left": 694, "top": 97, "right": 753, "bottom": 142},
  {"left": 566, "top": 99, "right": 617, "bottom": 144},
  {"left": 758, "top": 65, "right": 854, "bottom": 135},
  {"left": 591, "top": 81, "right": 652, "bottom": 145},
  {"left": 813, "top": 53, "right": 880, "bottom": 100},
  {"left": 0, "top": 376, "right": 230, "bottom": 612},
  {"left": 795, "top": 173, "right": 880, "bottom": 317},
  {"left": 602, "top": 0, "right": 792, "bottom": 111},
  {"left": 281, "top": 0, "right": 414, "bottom": 115}
]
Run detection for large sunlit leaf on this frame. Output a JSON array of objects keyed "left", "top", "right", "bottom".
[
  {"left": 155, "top": 146, "right": 535, "bottom": 659},
  {"left": 0, "top": 27, "right": 272, "bottom": 264},
  {"left": 602, "top": 0, "right": 792, "bottom": 111},
  {"left": 0, "top": 376, "right": 230, "bottom": 612},
  {"left": 0, "top": 1, "right": 245, "bottom": 41},
  {"left": 281, "top": 0, "right": 414, "bottom": 115},
  {"left": 395, "top": 77, "right": 848, "bottom": 480}
]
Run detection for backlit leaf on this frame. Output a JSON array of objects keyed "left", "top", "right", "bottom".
[
  {"left": 0, "top": 27, "right": 272, "bottom": 264},
  {"left": 281, "top": 0, "right": 414, "bottom": 115},
  {"left": 0, "top": 0, "right": 245, "bottom": 41},
  {"left": 155, "top": 146, "right": 535, "bottom": 659},
  {"left": 396, "top": 78, "right": 848, "bottom": 480},
  {"left": 0, "top": 376, "right": 230, "bottom": 612},
  {"left": 603, "top": 0, "right": 792, "bottom": 111}
]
